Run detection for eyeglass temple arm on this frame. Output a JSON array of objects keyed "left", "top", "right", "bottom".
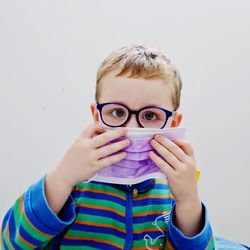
[{"left": 172, "top": 111, "right": 178, "bottom": 117}]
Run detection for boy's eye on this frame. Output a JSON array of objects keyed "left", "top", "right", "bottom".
[
  {"left": 141, "top": 112, "right": 158, "bottom": 121},
  {"left": 111, "top": 109, "right": 126, "bottom": 117}
]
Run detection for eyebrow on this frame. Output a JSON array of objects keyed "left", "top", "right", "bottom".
[{"left": 111, "top": 101, "right": 162, "bottom": 109}]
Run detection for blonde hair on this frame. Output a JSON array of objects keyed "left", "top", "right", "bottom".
[{"left": 95, "top": 45, "right": 183, "bottom": 111}]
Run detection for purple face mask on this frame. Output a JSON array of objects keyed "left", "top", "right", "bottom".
[{"left": 87, "top": 127, "right": 190, "bottom": 185}]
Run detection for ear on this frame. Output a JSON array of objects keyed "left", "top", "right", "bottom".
[
  {"left": 90, "top": 103, "right": 99, "bottom": 123},
  {"left": 170, "top": 112, "right": 182, "bottom": 127}
]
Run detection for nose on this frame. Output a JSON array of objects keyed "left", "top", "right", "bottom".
[{"left": 122, "top": 114, "right": 141, "bottom": 128}]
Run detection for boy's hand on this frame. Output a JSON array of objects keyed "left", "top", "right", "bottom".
[
  {"left": 149, "top": 135, "right": 199, "bottom": 203},
  {"left": 54, "top": 123, "right": 130, "bottom": 188},
  {"left": 45, "top": 123, "right": 130, "bottom": 214},
  {"left": 149, "top": 135, "right": 203, "bottom": 236}
]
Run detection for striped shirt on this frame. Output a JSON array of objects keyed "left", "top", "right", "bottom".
[{"left": 1, "top": 176, "right": 215, "bottom": 249}]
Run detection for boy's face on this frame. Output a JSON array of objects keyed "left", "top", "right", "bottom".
[{"left": 91, "top": 70, "right": 182, "bottom": 128}]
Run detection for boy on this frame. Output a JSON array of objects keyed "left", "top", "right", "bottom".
[{"left": 1, "top": 45, "right": 248, "bottom": 249}]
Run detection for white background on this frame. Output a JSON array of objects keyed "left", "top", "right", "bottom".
[{"left": 0, "top": 0, "right": 249, "bottom": 246}]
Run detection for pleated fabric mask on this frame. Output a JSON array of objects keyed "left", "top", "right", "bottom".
[{"left": 87, "top": 127, "right": 200, "bottom": 185}]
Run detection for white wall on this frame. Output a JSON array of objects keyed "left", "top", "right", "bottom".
[{"left": 0, "top": 0, "right": 249, "bottom": 246}]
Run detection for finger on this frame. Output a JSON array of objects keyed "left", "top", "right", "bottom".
[
  {"left": 154, "top": 135, "right": 187, "bottom": 162},
  {"left": 80, "top": 123, "right": 105, "bottom": 139},
  {"left": 151, "top": 139, "right": 181, "bottom": 169},
  {"left": 91, "top": 127, "right": 128, "bottom": 148},
  {"left": 148, "top": 151, "right": 174, "bottom": 178},
  {"left": 97, "top": 151, "right": 127, "bottom": 169},
  {"left": 96, "top": 138, "right": 130, "bottom": 159},
  {"left": 172, "top": 139, "right": 194, "bottom": 157}
]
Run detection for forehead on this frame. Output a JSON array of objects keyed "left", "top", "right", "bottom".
[{"left": 99, "top": 71, "right": 174, "bottom": 110}]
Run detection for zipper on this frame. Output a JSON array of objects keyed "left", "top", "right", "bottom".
[{"left": 124, "top": 191, "right": 133, "bottom": 250}]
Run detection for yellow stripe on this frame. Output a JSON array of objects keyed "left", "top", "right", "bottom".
[
  {"left": 196, "top": 168, "right": 201, "bottom": 182},
  {"left": 155, "top": 168, "right": 200, "bottom": 184}
]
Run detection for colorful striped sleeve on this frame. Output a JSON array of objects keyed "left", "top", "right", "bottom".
[
  {"left": 166, "top": 201, "right": 215, "bottom": 250},
  {"left": 0, "top": 176, "right": 76, "bottom": 249}
]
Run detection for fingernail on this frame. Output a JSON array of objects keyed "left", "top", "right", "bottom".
[
  {"left": 154, "top": 134, "right": 160, "bottom": 139},
  {"left": 125, "top": 139, "right": 130, "bottom": 145},
  {"left": 151, "top": 139, "right": 156, "bottom": 144}
]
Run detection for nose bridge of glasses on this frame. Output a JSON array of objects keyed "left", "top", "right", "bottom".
[
  {"left": 123, "top": 112, "right": 142, "bottom": 128},
  {"left": 129, "top": 109, "right": 139, "bottom": 115}
]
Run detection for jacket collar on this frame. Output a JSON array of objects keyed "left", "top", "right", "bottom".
[{"left": 112, "top": 178, "right": 156, "bottom": 193}]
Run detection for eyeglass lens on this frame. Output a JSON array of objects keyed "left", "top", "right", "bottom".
[{"left": 101, "top": 103, "right": 168, "bottom": 128}]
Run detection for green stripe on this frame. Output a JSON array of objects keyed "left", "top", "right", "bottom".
[
  {"left": 76, "top": 182, "right": 125, "bottom": 197},
  {"left": 75, "top": 197, "right": 125, "bottom": 213},
  {"left": 133, "top": 204, "right": 172, "bottom": 214},
  {"left": 2, "top": 197, "right": 26, "bottom": 249},
  {"left": 132, "top": 237, "right": 165, "bottom": 248},
  {"left": 75, "top": 214, "right": 126, "bottom": 230},
  {"left": 1, "top": 228, "right": 12, "bottom": 250},
  {"left": 15, "top": 236, "right": 34, "bottom": 250},
  {"left": 20, "top": 211, "right": 51, "bottom": 242},
  {"left": 133, "top": 220, "right": 166, "bottom": 231},
  {"left": 141, "top": 187, "right": 172, "bottom": 196},
  {"left": 12, "top": 196, "right": 21, "bottom": 228},
  {"left": 12, "top": 196, "right": 51, "bottom": 242},
  {"left": 10, "top": 197, "right": 28, "bottom": 250},
  {"left": 61, "top": 246, "right": 98, "bottom": 250}
]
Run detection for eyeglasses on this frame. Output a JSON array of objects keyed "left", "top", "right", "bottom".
[{"left": 96, "top": 102, "right": 177, "bottom": 129}]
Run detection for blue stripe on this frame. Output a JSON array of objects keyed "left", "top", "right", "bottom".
[
  {"left": 77, "top": 207, "right": 125, "bottom": 223},
  {"left": 133, "top": 213, "right": 164, "bottom": 223},
  {"left": 153, "top": 183, "right": 169, "bottom": 189},
  {"left": 70, "top": 224, "right": 125, "bottom": 239},
  {"left": 24, "top": 190, "right": 65, "bottom": 235},
  {"left": 24, "top": 202, "right": 58, "bottom": 236},
  {"left": 19, "top": 224, "right": 43, "bottom": 246},
  {"left": 7, "top": 209, "right": 25, "bottom": 249},
  {"left": 133, "top": 197, "right": 172, "bottom": 206},
  {"left": 61, "top": 238, "right": 122, "bottom": 250},
  {"left": 29, "top": 177, "right": 75, "bottom": 233},
  {"left": 74, "top": 191, "right": 126, "bottom": 206}
]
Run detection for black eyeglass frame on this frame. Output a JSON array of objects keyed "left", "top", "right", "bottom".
[{"left": 96, "top": 102, "right": 177, "bottom": 129}]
